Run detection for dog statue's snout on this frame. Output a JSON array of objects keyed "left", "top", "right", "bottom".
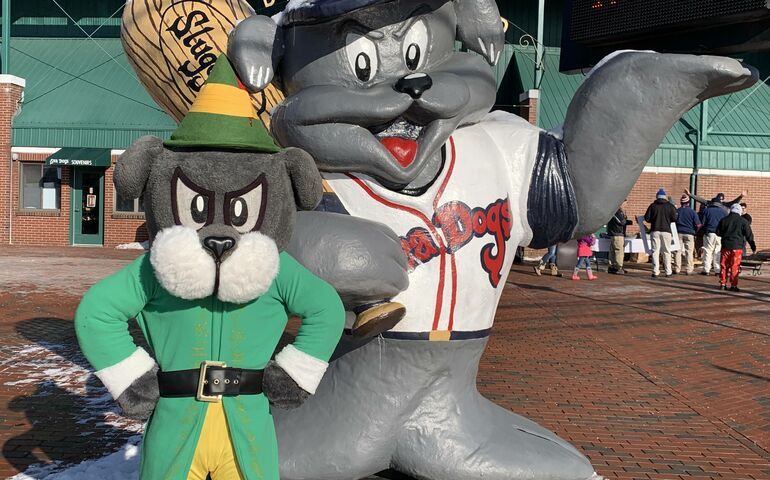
[
  {"left": 395, "top": 73, "right": 433, "bottom": 99},
  {"left": 203, "top": 236, "right": 235, "bottom": 261}
]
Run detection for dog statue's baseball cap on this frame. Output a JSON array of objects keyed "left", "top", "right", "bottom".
[{"left": 277, "top": 0, "right": 396, "bottom": 26}]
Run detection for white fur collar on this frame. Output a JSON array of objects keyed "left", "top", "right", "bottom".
[{"left": 150, "top": 226, "right": 280, "bottom": 304}]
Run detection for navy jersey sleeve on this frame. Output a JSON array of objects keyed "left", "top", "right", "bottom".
[{"left": 526, "top": 132, "right": 578, "bottom": 248}]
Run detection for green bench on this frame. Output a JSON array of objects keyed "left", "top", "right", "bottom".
[{"left": 740, "top": 260, "right": 763, "bottom": 276}]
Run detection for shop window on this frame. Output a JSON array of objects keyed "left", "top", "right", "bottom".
[
  {"left": 20, "top": 163, "right": 61, "bottom": 210},
  {"left": 115, "top": 189, "right": 145, "bottom": 214}
]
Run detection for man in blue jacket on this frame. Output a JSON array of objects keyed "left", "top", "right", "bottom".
[
  {"left": 674, "top": 194, "right": 702, "bottom": 275},
  {"left": 700, "top": 198, "right": 728, "bottom": 275}
]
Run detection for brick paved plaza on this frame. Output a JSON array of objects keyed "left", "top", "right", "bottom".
[{"left": 0, "top": 246, "right": 768, "bottom": 479}]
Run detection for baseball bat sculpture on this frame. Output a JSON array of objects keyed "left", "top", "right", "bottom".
[{"left": 121, "top": 0, "right": 284, "bottom": 128}]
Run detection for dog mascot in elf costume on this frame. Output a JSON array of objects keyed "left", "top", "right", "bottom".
[{"left": 75, "top": 55, "right": 344, "bottom": 480}]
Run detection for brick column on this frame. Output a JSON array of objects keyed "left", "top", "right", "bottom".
[
  {"left": 519, "top": 89, "right": 540, "bottom": 126},
  {"left": 0, "top": 75, "right": 25, "bottom": 244}
]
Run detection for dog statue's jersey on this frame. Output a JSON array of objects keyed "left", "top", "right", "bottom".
[{"left": 324, "top": 112, "right": 540, "bottom": 338}]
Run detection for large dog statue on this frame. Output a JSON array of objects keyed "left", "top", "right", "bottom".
[{"left": 227, "top": 1, "right": 756, "bottom": 479}]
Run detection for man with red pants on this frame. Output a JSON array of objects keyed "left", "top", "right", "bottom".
[{"left": 716, "top": 204, "right": 756, "bottom": 292}]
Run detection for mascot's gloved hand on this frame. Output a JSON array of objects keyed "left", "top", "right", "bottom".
[
  {"left": 263, "top": 360, "right": 310, "bottom": 410},
  {"left": 116, "top": 366, "right": 160, "bottom": 421}
]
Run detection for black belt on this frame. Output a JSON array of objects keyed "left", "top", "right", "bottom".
[{"left": 158, "top": 361, "right": 263, "bottom": 402}]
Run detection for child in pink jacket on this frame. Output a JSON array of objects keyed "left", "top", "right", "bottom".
[{"left": 574, "top": 234, "right": 598, "bottom": 281}]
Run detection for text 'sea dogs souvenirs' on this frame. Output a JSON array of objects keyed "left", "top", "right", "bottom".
[
  {"left": 75, "top": 55, "right": 344, "bottom": 480},
  {"left": 121, "top": 0, "right": 284, "bottom": 128}
]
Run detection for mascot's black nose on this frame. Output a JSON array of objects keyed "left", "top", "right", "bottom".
[
  {"left": 203, "top": 236, "right": 235, "bottom": 261},
  {"left": 395, "top": 73, "right": 433, "bottom": 99}
]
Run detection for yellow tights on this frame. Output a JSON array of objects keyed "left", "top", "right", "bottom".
[{"left": 187, "top": 402, "right": 244, "bottom": 480}]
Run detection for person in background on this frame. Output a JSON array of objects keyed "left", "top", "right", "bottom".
[
  {"left": 535, "top": 244, "right": 560, "bottom": 276},
  {"left": 573, "top": 234, "right": 598, "bottom": 281},
  {"left": 700, "top": 197, "right": 728, "bottom": 275},
  {"left": 674, "top": 193, "right": 702, "bottom": 275},
  {"left": 740, "top": 202, "right": 752, "bottom": 225},
  {"left": 716, "top": 204, "right": 756, "bottom": 292},
  {"left": 740, "top": 202, "right": 753, "bottom": 256},
  {"left": 607, "top": 199, "right": 633, "bottom": 275},
  {"left": 685, "top": 188, "right": 745, "bottom": 214},
  {"left": 644, "top": 189, "right": 678, "bottom": 278}
]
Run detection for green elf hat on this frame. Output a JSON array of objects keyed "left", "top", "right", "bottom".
[{"left": 164, "top": 54, "right": 280, "bottom": 153}]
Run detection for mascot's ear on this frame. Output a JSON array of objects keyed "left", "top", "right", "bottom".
[
  {"left": 453, "top": 0, "right": 505, "bottom": 66},
  {"left": 228, "top": 15, "right": 284, "bottom": 92},
  {"left": 280, "top": 147, "right": 323, "bottom": 211},
  {"left": 114, "top": 135, "right": 163, "bottom": 198}
]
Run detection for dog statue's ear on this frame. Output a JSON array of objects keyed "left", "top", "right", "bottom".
[
  {"left": 114, "top": 136, "right": 163, "bottom": 198},
  {"left": 453, "top": 0, "right": 505, "bottom": 66},
  {"left": 228, "top": 15, "right": 284, "bottom": 92},
  {"left": 280, "top": 147, "right": 323, "bottom": 211}
]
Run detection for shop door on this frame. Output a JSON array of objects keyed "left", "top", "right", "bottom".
[{"left": 71, "top": 168, "right": 105, "bottom": 245}]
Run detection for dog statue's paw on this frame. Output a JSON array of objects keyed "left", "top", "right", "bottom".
[
  {"left": 116, "top": 366, "right": 160, "bottom": 421},
  {"left": 263, "top": 360, "right": 310, "bottom": 410}
]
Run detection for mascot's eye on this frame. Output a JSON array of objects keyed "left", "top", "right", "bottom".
[
  {"left": 191, "top": 195, "right": 208, "bottom": 224},
  {"left": 172, "top": 170, "right": 213, "bottom": 230},
  {"left": 355, "top": 53, "right": 372, "bottom": 81},
  {"left": 346, "top": 34, "right": 378, "bottom": 82},
  {"left": 405, "top": 44, "right": 420, "bottom": 70},
  {"left": 225, "top": 174, "right": 267, "bottom": 234},
  {"left": 230, "top": 198, "right": 248, "bottom": 227},
  {"left": 402, "top": 20, "right": 428, "bottom": 71}
]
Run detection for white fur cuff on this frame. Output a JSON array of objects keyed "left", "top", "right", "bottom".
[
  {"left": 274, "top": 345, "right": 329, "bottom": 395},
  {"left": 95, "top": 348, "right": 157, "bottom": 400}
]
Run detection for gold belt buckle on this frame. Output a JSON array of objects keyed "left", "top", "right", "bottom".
[{"left": 196, "top": 360, "right": 226, "bottom": 403}]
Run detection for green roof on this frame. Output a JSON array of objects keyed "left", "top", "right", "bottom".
[
  {"left": 506, "top": 46, "right": 770, "bottom": 171},
  {"left": 10, "top": 37, "right": 176, "bottom": 149},
  {"left": 512, "top": 46, "right": 583, "bottom": 130}
]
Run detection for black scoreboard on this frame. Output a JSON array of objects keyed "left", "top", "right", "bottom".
[{"left": 561, "top": 0, "right": 770, "bottom": 72}]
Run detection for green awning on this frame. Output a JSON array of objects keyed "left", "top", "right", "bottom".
[
  {"left": 11, "top": 37, "right": 176, "bottom": 149},
  {"left": 46, "top": 147, "right": 111, "bottom": 167}
]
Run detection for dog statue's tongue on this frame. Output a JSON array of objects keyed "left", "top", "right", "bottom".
[{"left": 380, "top": 137, "right": 418, "bottom": 167}]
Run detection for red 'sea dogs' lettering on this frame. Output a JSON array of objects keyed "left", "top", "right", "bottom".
[
  {"left": 400, "top": 227, "right": 440, "bottom": 269},
  {"left": 400, "top": 198, "right": 512, "bottom": 287}
]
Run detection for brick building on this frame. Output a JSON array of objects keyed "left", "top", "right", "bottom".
[
  {"left": 0, "top": 1, "right": 178, "bottom": 247},
  {"left": 1, "top": 0, "right": 770, "bottom": 248}
]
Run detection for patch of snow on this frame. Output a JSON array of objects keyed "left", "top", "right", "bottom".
[
  {"left": 11, "top": 437, "right": 142, "bottom": 480},
  {"left": 274, "top": 0, "right": 319, "bottom": 25},
  {"left": 115, "top": 241, "right": 149, "bottom": 251},
  {"left": 283, "top": 0, "right": 316, "bottom": 12},
  {"left": 1, "top": 342, "right": 143, "bottom": 432},
  {"left": 2, "top": 342, "right": 144, "bottom": 477}
]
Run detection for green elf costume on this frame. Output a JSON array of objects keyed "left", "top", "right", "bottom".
[{"left": 75, "top": 55, "right": 344, "bottom": 479}]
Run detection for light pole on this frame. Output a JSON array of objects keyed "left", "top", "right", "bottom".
[
  {"left": 534, "top": 0, "right": 545, "bottom": 126},
  {"left": 2, "top": 0, "right": 9, "bottom": 74}
]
